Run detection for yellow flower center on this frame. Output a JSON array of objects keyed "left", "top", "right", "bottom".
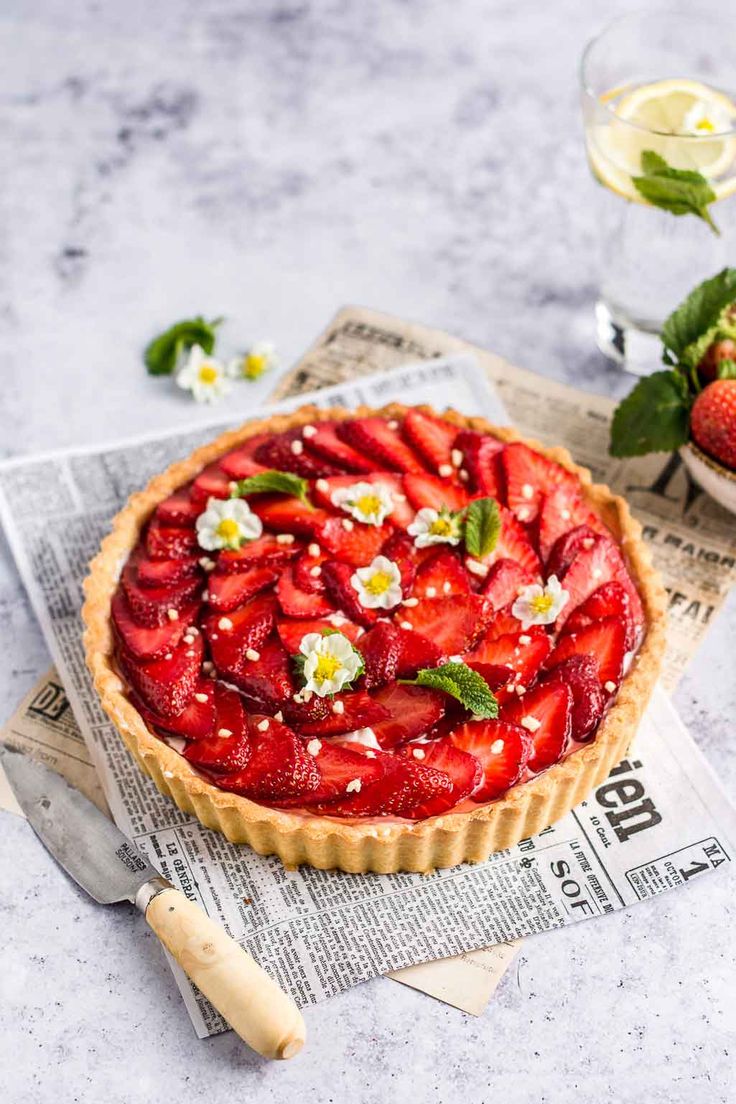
[
  {"left": 530, "top": 593, "right": 554, "bottom": 616},
  {"left": 364, "top": 570, "right": 393, "bottom": 596},
  {"left": 216, "top": 518, "right": 241, "bottom": 541},
  {"left": 314, "top": 654, "right": 342, "bottom": 683},
  {"left": 354, "top": 493, "right": 382, "bottom": 516},
  {"left": 198, "top": 363, "right": 219, "bottom": 384},
  {"left": 429, "top": 516, "right": 455, "bottom": 537},
  {"left": 244, "top": 352, "right": 267, "bottom": 379},
  {"left": 695, "top": 117, "right": 715, "bottom": 133}
]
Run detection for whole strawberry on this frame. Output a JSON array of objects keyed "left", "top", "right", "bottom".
[{"left": 690, "top": 380, "right": 736, "bottom": 471}]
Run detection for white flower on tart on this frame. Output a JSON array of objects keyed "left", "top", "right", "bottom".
[
  {"left": 298, "top": 631, "right": 363, "bottom": 697},
  {"left": 350, "top": 555, "right": 403, "bottom": 610},
  {"left": 511, "top": 575, "right": 569, "bottom": 629},
  {"left": 330, "top": 481, "right": 395, "bottom": 526},
  {"left": 407, "top": 506, "right": 463, "bottom": 548},
  {"left": 195, "top": 496, "right": 263, "bottom": 551}
]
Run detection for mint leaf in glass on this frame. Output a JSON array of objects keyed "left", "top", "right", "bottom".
[{"left": 633, "top": 150, "right": 720, "bottom": 236}]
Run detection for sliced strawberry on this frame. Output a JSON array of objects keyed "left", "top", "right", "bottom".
[
  {"left": 337, "top": 417, "right": 427, "bottom": 473},
  {"left": 296, "top": 690, "right": 389, "bottom": 737},
  {"left": 136, "top": 554, "right": 200, "bottom": 588},
  {"left": 503, "top": 679, "right": 572, "bottom": 772},
  {"left": 546, "top": 616, "right": 627, "bottom": 689},
  {"left": 546, "top": 524, "right": 601, "bottom": 582},
  {"left": 317, "top": 755, "right": 453, "bottom": 819},
  {"left": 501, "top": 441, "right": 578, "bottom": 525},
  {"left": 402, "top": 409, "right": 457, "bottom": 472},
  {"left": 316, "top": 516, "right": 392, "bottom": 566},
  {"left": 537, "top": 486, "right": 609, "bottom": 564},
  {"left": 454, "top": 430, "right": 503, "bottom": 496},
  {"left": 369, "top": 684, "right": 446, "bottom": 748},
  {"left": 214, "top": 716, "right": 320, "bottom": 802},
  {"left": 276, "top": 616, "right": 362, "bottom": 655},
  {"left": 191, "top": 462, "right": 233, "bottom": 503},
  {"left": 399, "top": 594, "right": 489, "bottom": 654},
  {"left": 403, "top": 472, "right": 469, "bottom": 513},
  {"left": 303, "top": 422, "right": 381, "bottom": 474},
  {"left": 321, "top": 561, "right": 379, "bottom": 628},
  {"left": 360, "top": 622, "right": 402, "bottom": 688},
  {"left": 282, "top": 741, "right": 388, "bottom": 806},
  {"left": 466, "top": 663, "right": 515, "bottom": 692},
  {"left": 481, "top": 558, "right": 536, "bottom": 610},
  {"left": 394, "top": 627, "right": 442, "bottom": 677},
  {"left": 146, "top": 521, "right": 199, "bottom": 561},
  {"left": 293, "top": 546, "right": 330, "bottom": 593},
  {"left": 204, "top": 593, "right": 278, "bottom": 681},
  {"left": 380, "top": 531, "right": 418, "bottom": 594},
  {"left": 219, "top": 435, "right": 270, "bottom": 479},
  {"left": 207, "top": 566, "right": 279, "bottom": 612},
  {"left": 487, "top": 505, "right": 542, "bottom": 577},
  {"left": 121, "top": 563, "right": 201, "bottom": 627},
  {"left": 254, "top": 431, "right": 342, "bottom": 478},
  {"left": 276, "top": 567, "right": 335, "bottom": 618},
  {"left": 470, "top": 626, "right": 551, "bottom": 701},
  {"left": 547, "top": 655, "right": 605, "bottom": 742},
  {"left": 111, "top": 591, "right": 197, "bottom": 661},
  {"left": 133, "top": 677, "right": 216, "bottom": 741},
  {"left": 251, "top": 496, "right": 330, "bottom": 537},
  {"left": 451, "top": 719, "right": 531, "bottom": 801},
  {"left": 557, "top": 533, "right": 643, "bottom": 631},
  {"left": 155, "top": 488, "right": 201, "bottom": 528},
  {"left": 183, "top": 689, "right": 252, "bottom": 772},
  {"left": 414, "top": 547, "right": 471, "bottom": 598},
  {"left": 563, "top": 580, "right": 636, "bottom": 650},
  {"left": 399, "top": 737, "right": 482, "bottom": 809},
  {"left": 216, "top": 535, "right": 302, "bottom": 574},
  {"left": 119, "top": 632, "right": 203, "bottom": 718},
  {"left": 233, "top": 633, "right": 296, "bottom": 708},
  {"left": 482, "top": 604, "right": 524, "bottom": 642}
]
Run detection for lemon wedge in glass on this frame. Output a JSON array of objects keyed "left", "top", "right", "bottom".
[{"left": 586, "top": 78, "right": 736, "bottom": 203}]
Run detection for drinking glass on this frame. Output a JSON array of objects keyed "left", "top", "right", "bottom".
[{"left": 580, "top": 11, "right": 736, "bottom": 375}]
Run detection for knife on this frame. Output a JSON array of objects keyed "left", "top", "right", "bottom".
[{"left": 1, "top": 745, "right": 306, "bottom": 1060}]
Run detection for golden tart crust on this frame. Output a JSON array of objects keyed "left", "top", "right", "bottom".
[{"left": 82, "top": 403, "right": 666, "bottom": 873}]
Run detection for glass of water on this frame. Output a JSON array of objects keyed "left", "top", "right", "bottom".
[{"left": 580, "top": 10, "right": 736, "bottom": 375}]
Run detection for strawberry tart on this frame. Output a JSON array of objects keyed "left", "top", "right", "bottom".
[{"left": 83, "top": 404, "right": 665, "bottom": 872}]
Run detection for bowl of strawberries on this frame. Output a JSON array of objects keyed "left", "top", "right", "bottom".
[{"left": 611, "top": 268, "right": 736, "bottom": 515}]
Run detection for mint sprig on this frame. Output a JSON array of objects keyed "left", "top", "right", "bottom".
[
  {"left": 231, "top": 469, "right": 311, "bottom": 506},
  {"left": 400, "top": 662, "right": 498, "bottom": 719},
  {"left": 633, "top": 150, "right": 720, "bottom": 236},
  {"left": 463, "top": 497, "right": 501, "bottom": 559},
  {"left": 144, "top": 316, "right": 223, "bottom": 376}
]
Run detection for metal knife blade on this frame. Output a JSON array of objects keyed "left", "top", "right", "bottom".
[{"left": 1, "top": 745, "right": 162, "bottom": 904}]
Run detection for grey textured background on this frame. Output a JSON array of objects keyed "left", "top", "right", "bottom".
[{"left": 1, "top": 3, "right": 734, "bottom": 1102}]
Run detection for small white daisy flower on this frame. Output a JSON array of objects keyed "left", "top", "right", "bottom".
[
  {"left": 227, "top": 340, "right": 279, "bottom": 381},
  {"left": 330, "top": 481, "right": 394, "bottom": 526},
  {"left": 351, "top": 555, "right": 403, "bottom": 610},
  {"left": 300, "top": 631, "right": 363, "bottom": 697},
  {"left": 196, "top": 496, "right": 263, "bottom": 551},
  {"left": 176, "top": 345, "right": 230, "bottom": 403},
  {"left": 511, "top": 574, "right": 569, "bottom": 629},
  {"left": 682, "top": 100, "right": 733, "bottom": 137},
  {"left": 407, "top": 506, "right": 463, "bottom": 548}
]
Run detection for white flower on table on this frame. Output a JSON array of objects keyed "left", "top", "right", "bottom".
[
  {"left": 176, "top": 345, "right": 230, "bottom": 403},
  {"left": 299, "top": 631, "right": 363, "bottom": 697},
  {"left": 407, "top": 506, "right": 462, "bottom": 548},
  {"left": 227, "top": 341, "right": 279, "bottom": 381},
  {"left": 196, "top": 496, "right": 263, "bottom": 551},
  {"left": 511, "top": 574, "right": 569, "bottom": 629},
  {"left": 331, "top": 481, "right": 394, "bottom": 526},
  {"left": 351, "top": 555, "right": 403, "bottom": 610}
]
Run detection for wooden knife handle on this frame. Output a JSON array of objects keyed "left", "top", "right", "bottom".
[{"left": 142, "top": 885, "right": 305, "bottom": 1059}]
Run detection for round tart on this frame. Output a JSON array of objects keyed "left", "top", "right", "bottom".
[{"left": 83, "top": 403, "right": 666, "bottom": 873}]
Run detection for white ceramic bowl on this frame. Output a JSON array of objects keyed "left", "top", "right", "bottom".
[{"left": 679, "top": 441, "right": 736, "bottom": 515}]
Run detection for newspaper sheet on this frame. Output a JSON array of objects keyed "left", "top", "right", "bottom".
[{"left": 1, "top": 352, "right": 734, "bottom": 1037}]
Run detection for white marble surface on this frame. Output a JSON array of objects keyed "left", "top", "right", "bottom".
[{"left": 1, "top": 2, "right": 734, "bottom": 1102}]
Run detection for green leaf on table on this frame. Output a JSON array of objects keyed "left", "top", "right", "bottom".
[
  {"left": 660, "top": 268, "right": 736, "bottom": 366},
  {"left": 401, "top": 662, "right": 499, "bottom": 719},
  {"left": 632, "top": 150, "right": 720, "bottom": 236},
  {"left": 610, "top": 371, "right": 692, "bottom": 457},
  {"left": 231, "top": 469, "right": 311, "bottom": 505},
  {"left": 144, "top": 316, "right": 223, "bottom": 376},
  {"left": 463, "top": 497, "right": 501, "bottom": 559}
]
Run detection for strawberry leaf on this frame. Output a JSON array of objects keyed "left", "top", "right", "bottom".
[
  {"left": 401, "top": 662, "right": 498, "bottom": 719},
  {"left": 717, "top": 358, "right": 736, "bottom": 380},
  {"left": 463, "top": 497, "right": 501, "bottom": 559},
  {"left": 231, "top": 469, "right": 311, "bottom": 505},
  {"left": 610, "top": 371, "right": 692, "bottom": 457},
  {"left": 144, "top": 316, "right": 223, "bottom": 376},
  {"left": 660, "top": 267, "right": 736, "bottom": 365}
]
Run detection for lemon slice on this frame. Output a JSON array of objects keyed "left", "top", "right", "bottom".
[{"left": 586, "top": 78, "right": 736, "bottom": 204}]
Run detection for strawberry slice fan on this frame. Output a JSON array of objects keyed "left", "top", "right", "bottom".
[{"left": 83, "top": 404, "right": 666, "bottom": 874}]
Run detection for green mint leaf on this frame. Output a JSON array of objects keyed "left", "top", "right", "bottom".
[
  {"left": 144, "top": 316, "right": 223, "bottom": 376},
  {"left": 632, "top": 151, "right": 720, "bottom": 236},
  {"left": 231, "top": 469, "right": 311, "bottom": 505},
  {"left": 401, "top": 662, "right": 499, "bottom": 719},
  {"left": 610, "top": 371, "right": 692, "bottom": 457},
  {"left": 661, "top": 268, "right": 736, "bottom": 366},
  {"left": 717, "top": 358, "right": 736, "bottom": 380},
  {"left": 463, "top": 497, "right": 501, "bottom": 559}
]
